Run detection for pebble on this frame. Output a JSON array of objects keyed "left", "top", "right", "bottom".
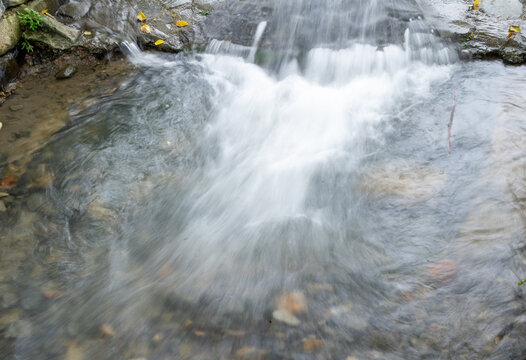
[
  {"left": 56, "top": 64, "right": 78, "bottom": 80},
  {"left": 303, "top": 338, "right": 325, "bottom": 353},
  {"left": 9, "top": 104, "right": 23, "bottom": 111},
  {"left": 276, "top": 291, "right": 307, "bottom": 314},
  {"left": 272, "top": 309, "right": 300, "bottom": 326}
]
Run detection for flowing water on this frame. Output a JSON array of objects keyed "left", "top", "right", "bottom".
[{"left": 1, "top": 0, "right": 526, "bottom": 359}]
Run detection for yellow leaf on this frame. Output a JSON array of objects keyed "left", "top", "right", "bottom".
[
  {"left": 176, "top": 20, "right": 189, "bottom": 27},
  {"left": 508, "top": 25, "right": 522, "bottom": 38},
  {"left": 140, "top": 24, "right": 151, "bottom": 33},
  {"left": 137, "top": 11, "right": 146, "bottom": 22},
  {"left": 40, "top": 9, "right": 48, "bottom": 15},
  {"left": 473, "top": 0, "right": 481, "bottom": 10},
  {"left": 172, "top": 13, "right": 177, "bottom": 18},
  {"left": 154, "top": 39, "right": 165, "bottom": 46}
]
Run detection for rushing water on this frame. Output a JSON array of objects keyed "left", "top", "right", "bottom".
[{"left": 1, "top": 0, "right": 526, "bottom": 359}]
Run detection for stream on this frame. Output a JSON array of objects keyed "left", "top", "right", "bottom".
[{"left": 1, "top": 0, "right": 526, "bottom": 359}]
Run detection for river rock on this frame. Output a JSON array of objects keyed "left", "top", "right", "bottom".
[
  {"left": 55, "top": 63, "right": 77, "bottom": 79},
  {"left": 0, "top": 1, "right": 5, "bottom": 18},
  {"left": 57, "top": 0, "right": 91, "bottom": 20}
]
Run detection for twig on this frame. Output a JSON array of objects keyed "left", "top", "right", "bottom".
[{"left": 447, "top": 89, "right": 456, "bottom": 155}]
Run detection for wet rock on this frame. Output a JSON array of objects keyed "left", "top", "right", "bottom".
[
  {"left": 425, "top": 0, "right": 526, "bottom": 63},
  {"left": 57, "top": 1, "right": 91, "bottom": 20},
  {"left": 0, "top": 288, "right": 17, "bottom": 308},
  {"left": 55, "top": 64, "right": 77, "bottom": 79},
  {"left": 23, "top": 15, "right": 81, "bottom": 51},
  {"left": 0, "top": 51, "right": 20, "bottom": 88},
  {"left": 193, "top": 0, "right": 219, "bottom": 11},
  {"left": 272, "top": 309, "right": 300, "bottom": 326},
  {"left": 0, "top": 200, "right": 6, "bottom": 212},
  {"left": 9, "top": 104, "right": 23, "bottom": 111},
  {"left": 0, "top": 9, "right": 21, "bottom": 56},
  {"left": 275, "top": 291, "right": 307, "bottom": 314},
  {"left": 5, "top": 319, "right": 32, "bottom": 338}
]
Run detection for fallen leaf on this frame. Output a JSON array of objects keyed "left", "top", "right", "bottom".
[
  {"left": 0, "top": 122, "right": 2, "bottom": 131},
  {"left": 176, "top": 20, "right": 189, "bottom": 27},
  {"left": 137, "top": 11, "right": 146, "bottom": 22},
  {"left": 473, "top": 0, "right": 481, "bottom": 10},
  {"left": 508, "top": 25, "right": 522, "bottom": 38},
  {"left": 172, "top": 13, "right": 177, "bottom": 18},
  {"left": 100, "top": 324, "right": 115, "bottom": 337},
  {"left": 0, "top": 192, "right": 9, "bottom": 198},
  {"left": 140, "top": 24, "right": 151, "bottom": 33},
  {"left": 83, "top": 31, "right": 92, "bottom": 36},
  {"left": 154, "top": 39, "right": 165, "bottom": 46},
  {"left": 40, "top": 9, "right": 48, "bottom": 14},
  {"left": 0, "top": 176, "right": 17, "bottom": 188}
]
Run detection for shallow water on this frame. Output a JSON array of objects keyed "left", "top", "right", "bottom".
[{"left": 1, "top": 0, "right": 526, "bottom": 359}]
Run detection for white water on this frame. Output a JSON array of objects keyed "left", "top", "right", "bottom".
[{"left": 122, "top": 23, "right": 454, "bottom": 304}]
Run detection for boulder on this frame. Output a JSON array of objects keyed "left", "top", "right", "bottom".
[{"left": 0, "top": 10, "right": 21, "bottom": 56}]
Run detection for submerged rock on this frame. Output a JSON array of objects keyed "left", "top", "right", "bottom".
[
  {"left": 360, "top": 160, "right": 447, "bottom": 199},
  {"left": 55, "top": 63, "right": 77, "bottom": 79},
  {"left": 272, "top": 309, "right": 300, "bottom": 326}
]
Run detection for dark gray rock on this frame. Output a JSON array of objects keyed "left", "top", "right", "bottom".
[
  {"left": 55, "top": 63, "right": 77, "bottom": 79},
  {"left": 0, "top": 51, "right": 19, "bottom": 89},
  {"left": 57, "top": 0, "right": 91, "bottom": 20}
]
